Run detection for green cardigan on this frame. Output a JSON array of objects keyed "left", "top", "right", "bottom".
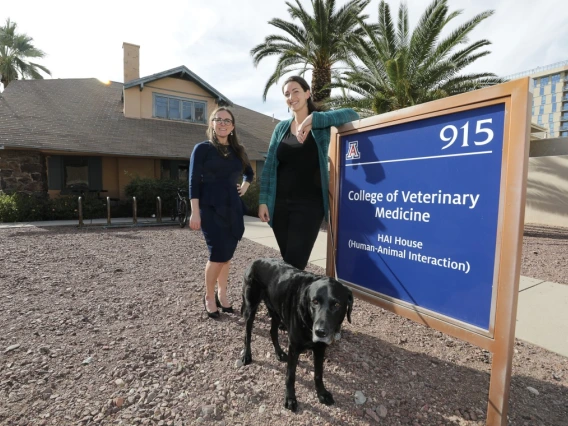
[{"left": 259, "top": 108, "right": 360, "bottom": 227}]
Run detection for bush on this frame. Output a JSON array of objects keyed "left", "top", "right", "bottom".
[
  {"left": 124, "top": 177, "right": 181, "bottom": 217},
  {"left": 0, "top": 192, "right": 49, "bottom": 222},
  {"left": 241, "top": 180, "right": 260, "bottom": 217},
  {"left": 0, "top": 192, "right": 18, "bottom": 223}
]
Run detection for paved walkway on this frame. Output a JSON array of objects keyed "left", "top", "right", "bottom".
[{"left": 1, "top": 216, "right": 566, "bottom": 358}]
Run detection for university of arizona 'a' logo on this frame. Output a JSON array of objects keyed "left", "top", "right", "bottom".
[{"left": 346, "top": 141, "right": 360, "bottom": 160}]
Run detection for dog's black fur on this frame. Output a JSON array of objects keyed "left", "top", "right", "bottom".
[{"left": 241, "top": 258, "right": 353, "bottom": 412}]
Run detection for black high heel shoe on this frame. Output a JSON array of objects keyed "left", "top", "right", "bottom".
[
  {"left": 203, "top": 296, "right": 220, "bottom": 319},
  {"left": 215, "top": 291, "right": 234, "bottom": 314}
]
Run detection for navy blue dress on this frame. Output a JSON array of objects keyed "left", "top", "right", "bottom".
[{"left": 189, "top": 141, "right": 254, "bottom": 262}]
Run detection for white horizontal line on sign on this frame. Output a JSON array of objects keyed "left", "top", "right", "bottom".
[{"left": 345, "top": 150, "right": 493, "bottom": 166}]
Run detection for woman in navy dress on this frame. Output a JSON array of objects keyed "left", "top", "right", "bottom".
[{"left": 189, "top": 107, "right": 254, "bottom": 318}]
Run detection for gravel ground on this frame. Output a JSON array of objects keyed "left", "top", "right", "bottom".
[{"left": 0, "top": 224, "right": 566, "bottom": 426}]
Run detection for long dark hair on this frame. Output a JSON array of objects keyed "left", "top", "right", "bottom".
[
  {"left": 206, "top": 107, "right": 250, "bottom": 168},
  {"left": 281, "top": 75, "right": 322, "bottom": 114}
]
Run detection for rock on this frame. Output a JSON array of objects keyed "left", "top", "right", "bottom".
[
  {"left": 259, "top": 405, "right": 266, "bottom": 414},
  {"left": 82, "top": 357, "right": 93, "bottom": 365},
  {"left": 365, "top": 408, "right": 380, "bottom": 422},
  {"left": 115, "top": 397, "right": 125, "bottom": 408},
  {"left": 115, "top": 378, "right": 126, "bottom": 387},
  {"left": 377, "top": 405, "right": 388, "bottom": 418},
  {"left": 146, "top": 390, "right": 158, "bottom": 403},
  {"left": 201, "top": 404, "right": 216, "bottom": 418},
  {"left": 527, "top": 386, "right": 540, "bottom": 396},
  {"left": 354, "top": 390, "right": 367, "bottom": 405},
  {"left": 235, "top": 359, "right": 244, "bottom": 368},
  {"left": 4, "top": 344, "right": 20, "bottom": 353}
]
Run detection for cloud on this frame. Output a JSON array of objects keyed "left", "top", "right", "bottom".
[{"left": 2, "top": 0, "right": 567, "bottom": 119}]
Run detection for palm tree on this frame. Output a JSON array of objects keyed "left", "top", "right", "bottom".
[
  {"left": 0, "top": 18, "right": 51, "bottom": 89},
  {"left": 329, "top": 0, "right": 503, "bottom": 115},
  {"left": 251, "top": 0, "right": 373, "bottom": 103}
]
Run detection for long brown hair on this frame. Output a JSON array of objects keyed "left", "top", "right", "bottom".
[
  {"left": 281, "top": 75, "right": 322, "bottom": 114},
  {"left": 206, "top": 107, "right": 250, "bottom": 168}
]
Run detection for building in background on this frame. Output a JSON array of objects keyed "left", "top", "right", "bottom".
[{"left": 504, "top": 60, "right": 568, "bottom": 138}]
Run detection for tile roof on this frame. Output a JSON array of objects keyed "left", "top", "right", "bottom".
[{"left": 0, "top": 78, "right": 277, "bottom": 161}]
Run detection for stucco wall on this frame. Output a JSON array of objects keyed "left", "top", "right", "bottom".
[
  {"left": 525, "top": 154, "right": 568, "bottom": 228},
  {"left": 123, "top": 77, "right": 216, "bottom": 124},
  {"left": 0, "top": 149, "right": 47, "bottom": 194}
]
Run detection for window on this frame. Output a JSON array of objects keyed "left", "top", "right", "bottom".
[
  {"left": 540, "top": 76, "right": 549, "bottom": 86},
  {"left": 533, "top": 78, "right": 537, "bottom": 88},
  {"left": 551, "top": 83, "right": 556, "bottom": 93},
  {"left": 539, "top": 105, "right": 544, "bottom": 115},
  {"left": 561, "top": 131, "right": 568, "bottom": 137},
  {"left": 537, "top": 115, "right": 543, "bottom": 125},
  {"left": 153, "top": 93, "right": 207, "bottom": 124},
  {"left": 549, "top": 114, "right": 554, "bottom": 123},
  {"left": 64, "top": 157, "right": 89, "bottom": 190},
  {"left": 552, "top": 103, "right": 557, "bottom": 113},
  {"left": 47, "top": 156, "right": 102, "bottom": 192},
  {"left": 539, "top": 86, "right": 545, "bottom": 96},
  {"left": 541, "top": 95, "right": 546, "bottom": 104},
  {"left": 552, "top": 73, "right": 561, "bottom": 83},
  {"left": 160, "top": 160, "right": 189, "bottom": 181}
]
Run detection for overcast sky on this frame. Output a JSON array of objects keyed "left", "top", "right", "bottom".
[{"left": 2, "top": 0, "right": 567, "bottom": 120}]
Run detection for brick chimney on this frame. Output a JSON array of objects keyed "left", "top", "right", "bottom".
[{"left": 122, "top": 42, "right": 140, "bottom": 83}]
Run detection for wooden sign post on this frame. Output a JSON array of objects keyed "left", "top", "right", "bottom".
[{"left": 327, "top": 78, "right": 531, "bottom": 425}]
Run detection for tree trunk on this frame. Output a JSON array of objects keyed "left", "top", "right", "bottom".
[{"left": 311, "top": 67, "right": 332, "bottom": 104}]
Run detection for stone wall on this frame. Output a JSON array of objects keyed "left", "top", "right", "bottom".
[{"left": 0, "top": 149, "right": 47, "bottom": 195}]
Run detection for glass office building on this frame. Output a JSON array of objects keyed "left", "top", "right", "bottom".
[{"left": 504, "top": 61, "right": 568, "bottom": 138}]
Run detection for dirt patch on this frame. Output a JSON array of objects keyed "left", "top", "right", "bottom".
[{"left": 0, "top": 225, "right": 566, "bottom": 425}]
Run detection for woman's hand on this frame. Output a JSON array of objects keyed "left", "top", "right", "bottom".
[
  {"left": 237, "top": 182, "right": 250, "bottom": 197},
  {"left": 189, "top": 212, "right": 201, "bottom": 230},
  {"left": 258, "top": 204, "right": 270, "bottom": 222},
  {"left": 296, "top": 114, "right": 313, "bottom": 144}
]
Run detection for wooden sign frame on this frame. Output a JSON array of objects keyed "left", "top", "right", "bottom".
[{"left": 326, "top": 78, "right": 531, "bottom": 426}]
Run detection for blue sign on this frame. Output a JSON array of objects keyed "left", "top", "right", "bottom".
[{"left": 336, "top": 103, "right": 506, "bottom": 330}]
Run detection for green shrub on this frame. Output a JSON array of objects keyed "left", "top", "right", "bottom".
[
  {"left": 124, "top": 177, "right": 181, "bottom": 217},
  {"left": 241, "top": 180, "right": 260, "bottom": 217},
  {"left": 0, "top": 192, "right": 18, "bottom": 223},
  {"left": 14, "top": 193, "right": 49, "bottom": 222},
  {"left": 46, "top": 195, "right": 80, "bottom": 220}
]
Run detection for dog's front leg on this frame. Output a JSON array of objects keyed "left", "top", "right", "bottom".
[
  {"left": 270, "top": 316, "right": 288, "bottom": 362},
  {"left": 241, "top": 304, "right": 257, "bottom": 365},
  {"left": 284, "top": 345, "right": 300, "bottom": 412},
  {"left": 313, "top": 344, "right": 334, "bottom": 405}
]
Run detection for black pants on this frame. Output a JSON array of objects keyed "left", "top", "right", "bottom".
[{"left": 272, "top": 198, "right": 324, "bottom": 270}]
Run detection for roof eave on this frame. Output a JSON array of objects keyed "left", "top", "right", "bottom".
[{"left": 123, "top": 66, "right": 233, "bottom": 106}]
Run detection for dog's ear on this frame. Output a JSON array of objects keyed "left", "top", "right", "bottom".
[
  {"left": 298, "top": 286, "right": 313, "bottom": 324},
  {"left": 346, "top": 288, "right": 353, "bottom": 324}
]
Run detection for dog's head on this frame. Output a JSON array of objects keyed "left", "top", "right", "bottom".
[{"left": 300, "top": 277, "right": 353, "bottom": 345}]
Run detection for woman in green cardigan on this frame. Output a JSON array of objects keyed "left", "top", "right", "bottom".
[{"left": 258, "top": 76, "right": 359, "bottom": 270}]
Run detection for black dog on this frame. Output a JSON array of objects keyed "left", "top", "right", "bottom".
[{"left": 240, "top": 258, "right": 353, "bottom": 412}]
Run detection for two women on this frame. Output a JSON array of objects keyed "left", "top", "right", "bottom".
[{"left": 189, "top": 107, "right": 253, "bottom": 318}]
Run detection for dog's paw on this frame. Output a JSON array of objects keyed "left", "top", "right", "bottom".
[
  {"left": 241, "top": 353, "right": 252, "bottom": 366},
  {"left": 317, "top": 390, "right": 335, "bottom": 405},
  {"left": 284, "top": 396, "right": 298, "bottom": 412},
  {"left": 276, "top": 351, "right": 288, "bottom": 363}
]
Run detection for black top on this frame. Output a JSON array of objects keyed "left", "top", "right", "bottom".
[
  {"left": 276, "top": 130, "right": 321, "bottom": 201},
  {"left": 189, "top": 141, "right": 254, "bottom": 239}
]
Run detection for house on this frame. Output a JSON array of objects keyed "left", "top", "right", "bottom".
[{"left": 0, "top": 43, "right": 276, "bottom": 200}]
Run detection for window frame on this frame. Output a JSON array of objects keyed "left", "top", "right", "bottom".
[{"left": 152, "top": 92, "right": 208, "bottom": 124}]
